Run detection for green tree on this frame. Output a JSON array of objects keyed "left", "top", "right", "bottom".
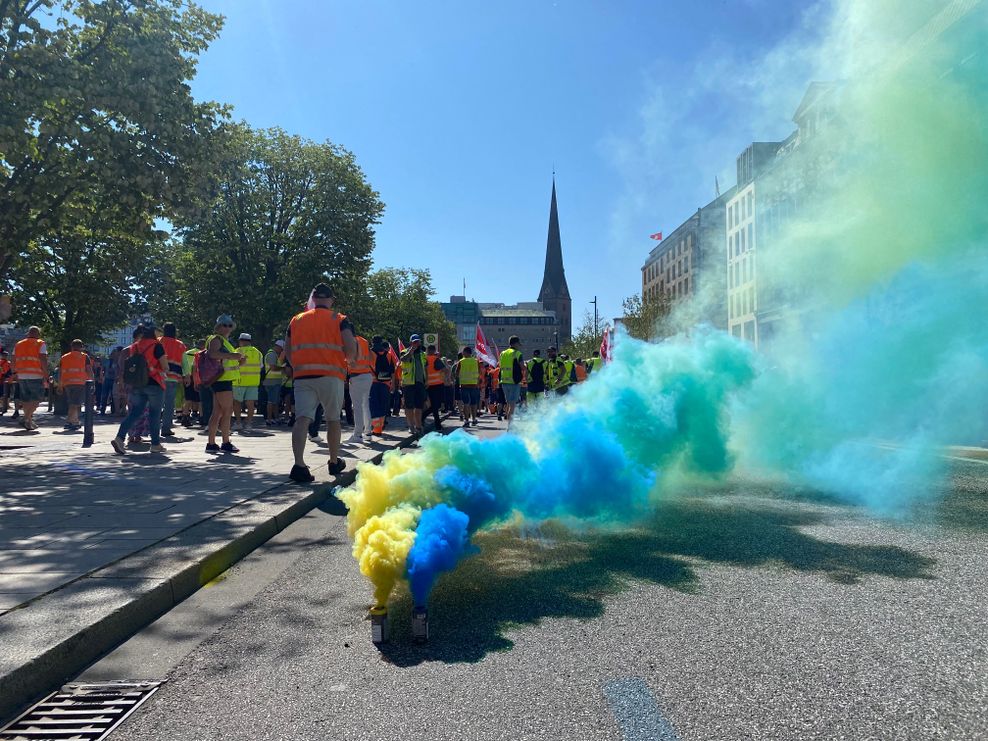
[
  {"left": 562, "top": 309, "right": 602, "bottom": 360},
  {"left": 620, "top": 292, "right": 671, "bottom": 341},
  {"left": 154, "top": 125, "right": 385, "bottom": 348},
  {"left": 0, "top": 0, "right": 227, "bottom": 281},
  {"left": 352, "top": 267, "right": 456, "bottom": 354},
  {"left": 3, "top": 194, "right": 165, "bottom": 351}
]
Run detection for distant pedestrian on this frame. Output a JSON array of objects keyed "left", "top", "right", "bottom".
[
  {"left": 57, "top": 339, "right": 93, "bottom": 429},
  {"left": 0, "top": 350, "right": 11, "bottom": 416},
  {"left": 456, "top": 346, "right": 481, "bottom": 426},
  {"left": 347, "top": 334, "right": 374, "bottom": 444},
  {"left": 13, "top": 326, "right": 48, "bottom": 430},
  {"left": 424, "top": 344, "right": 447, "bottom": 431},
  {"left": 526, "top": 349, "right": 546, "bottom": 404},
  {"left": 180, "top": 340, "right": 202, "bottom": 426},
  {"left": 498, "top": 336, "right": 524, "bottom": 421},
  {"left": 233, "top": 332, "right": 263, "bottom": 431},
  {"left": 205, "top": 315, "right": 245, "bottom": 453},
  {"left": 110, "top": 325, "right": 169, "bottom": 455},
  {"left": 263, "top": 340, "right": 286, "bottom": 425},
  {"left": 285, "top": 283, "right": 356, "bottom": 483},
  {"left": 368, "top": 336, "right": 395, "bottom": 435},
  {"left": 159, "top": 323, "right": 187, "bottom": 437},
  {"left": 400, "top": 334, "right": 427, "bottom": 434}
]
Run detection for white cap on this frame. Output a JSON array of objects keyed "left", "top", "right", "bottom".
[
  {"left": 275, "top": 339, "right": 285, "bottom": 348},
  {"left": 239, "top": 333, "right": 252, "bottom": 341}
]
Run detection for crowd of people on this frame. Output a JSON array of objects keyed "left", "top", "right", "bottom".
[{"left": 0, "top": 283, "right": 604, "bottom": 482}]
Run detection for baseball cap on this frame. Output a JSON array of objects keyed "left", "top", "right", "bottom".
[
  {"left": 275, "top": 339, "right": 285, "bottom": 348},
  {"left": 239, "top": 333, "right": 252, "bottom": 341},
  {"left": 409, "top": 334, "right": 421, "bottom": 343},
  {"left": 216, "top": 314, "right": 234, "bottom": 326},
  {"left": 312, "top": 283, "right": 335, "bottom": 299}
]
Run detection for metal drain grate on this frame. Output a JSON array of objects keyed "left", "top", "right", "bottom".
[{"left": 0, "top": 681, "right": 163, "bottom": 740}]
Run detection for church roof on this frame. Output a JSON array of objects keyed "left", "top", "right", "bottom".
[{"left": 538, "top": 179, "right": 571, "bottom": 302}]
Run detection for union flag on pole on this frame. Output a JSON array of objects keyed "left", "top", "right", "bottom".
[
  {"left": 649, "top": 232, "right": 663, "bottom": 241},
  {"left": 475, "top": 323, "right": 499, "bottom": 366},
  {"left": 397, "top": 338, "right": 406, "bottom": 354}
]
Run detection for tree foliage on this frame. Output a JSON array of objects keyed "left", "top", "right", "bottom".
[
  {"left": 0, "top": 0, "right": 227, "bottom": 281},
  {"left": 351, "top": 267, "right": 457, "bottom": 355},
  {"left": 620, "top": 292, "right": 672, "bottom": 341},
  {"left": 561, "top": 309, "right": 601, "bottom": 360},
  {"left": 2, "top": 195, "right": 165, "bottom": 352},
  {"left": 153, "top": 124, "right": 385, "bottom": 348}
]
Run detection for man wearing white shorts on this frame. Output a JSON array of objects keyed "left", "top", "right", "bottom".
[{"left": 285, "top": 283, "right": 357, "bottom": 483}]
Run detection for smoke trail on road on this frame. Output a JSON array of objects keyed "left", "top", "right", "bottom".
[{"left": 340, "top": 0, "right": 988, "bottom": 608}]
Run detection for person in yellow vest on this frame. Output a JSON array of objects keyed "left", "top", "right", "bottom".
[
  {"left": 526, "top": 350, "right": 547, "bottom": 404},
  {"left": 205, "top": 314, "right": 245, "bottom": 454},
  {"left": 498, "top": 335, "right": 524, "bottom": 422},
  {"left": 544, "top": 346, "right": 571, "bottom": 396},
  {"left": 13, "top": 326, "right": 48, "bottom": 430},
  {"left": 58, "top": 339, "right": 93, "bottom": 429},
  {"left": 284, "top": 283, "right": 357, "bottom": 483},
  {"left": 586, "top": 350, "right": 603, "bottom": 375},
  {"left": 263, "top": 339, "right": 286, "bottom": 426},
  {"left": 456, "top": 346, "right": 481, "bottom": 427},
  {"left": 347, "top": 334, "right": 374, "bottom": 444},
  {"left": 368, "top": 336, "right": 396, "bottom": 435},
  {"left": 424, "top": 343, "right": 448, "bottom": 431},
  {"left": 400, "top": 334, "right": 428, "bottom": 435},
  {"left": 233, "top": 333, "right": 263, "bottom": 432}
]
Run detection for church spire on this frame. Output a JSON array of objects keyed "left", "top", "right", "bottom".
[
  {"left": 538, "top": 177, "right": 572, "bottom": 343},
  {"left": 539, "top": 178, "right": 570, "bottom": 302}
]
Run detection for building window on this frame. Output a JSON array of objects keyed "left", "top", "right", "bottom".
[
  {"left": 746, "top": 192, "right": 753, "bottom": 218},
  {"left": 747, "top": 223, "right": 753, "bottom": 251},
  {"left": 749, "top": 286, "right": 755, "bottom": 312}
]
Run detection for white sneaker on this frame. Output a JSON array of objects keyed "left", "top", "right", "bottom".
[
  {"left": 348, "top": 434, "right": 364, "bottom": 444},
  {"left": 308, "top": 434, "right": 320, "bottom": 442}
]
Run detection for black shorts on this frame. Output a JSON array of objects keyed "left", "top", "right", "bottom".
[
  {"left": 184, "top": 382, "right": 200, "bottom": 402},
  {"left": 211, "top": 380, "right": 233, "bottom": 393},
  {"left": 404, "top": 383, "right": 426, "bottom": 409}
]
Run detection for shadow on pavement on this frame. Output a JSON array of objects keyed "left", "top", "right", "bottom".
[{"left": 379, "top": 495, "right": 936, "bottom": 667}]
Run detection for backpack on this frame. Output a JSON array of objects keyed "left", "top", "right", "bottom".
[
  {"left": 122, "top": 346, "right": 149, "bottom": 387},
  {"left": 194, "top": 349, "right": 223, "bottom": 389}
]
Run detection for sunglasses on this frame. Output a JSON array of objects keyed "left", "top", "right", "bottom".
[{"left": 221, "top": 323, "right": 234, "bottom": 328}]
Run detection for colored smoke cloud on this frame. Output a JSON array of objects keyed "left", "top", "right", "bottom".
[{"left": 340, "top": 0, "right": 988, "bottom": 609}]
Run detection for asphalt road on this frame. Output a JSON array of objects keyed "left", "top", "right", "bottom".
[{"left": 77, "top": 417, "right": 988, "bottom": 740}]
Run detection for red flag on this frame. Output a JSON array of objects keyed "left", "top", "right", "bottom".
[
  {"left": 600, "top": 327, "right": 611, "bottom": 363},
  {"left": 387, "top": 343, "right": 399, "bottom": 367},
  {"left": 475, "top": 323, "right": 498, "bottom": 366},
  {"left": 649, "top": 232, "right": 663, "bottom": 241},
  {"left": 398, "top": 338, "right": 406, "bottom": 354}
]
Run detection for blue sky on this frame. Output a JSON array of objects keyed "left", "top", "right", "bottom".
[{"left": 191, "top": 0, "right": 821, "bottom": 323}]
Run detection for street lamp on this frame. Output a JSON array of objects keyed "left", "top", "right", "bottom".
[{"left": 589, "top": 296, "right": 598, "bottom": 336}]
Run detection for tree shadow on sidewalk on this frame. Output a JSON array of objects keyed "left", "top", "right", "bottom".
[{"left": 378, "top": 495, "right": 936, "bottom": 667}]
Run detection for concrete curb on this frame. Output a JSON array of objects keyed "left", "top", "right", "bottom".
[{"left": 0, "top": 428, "right": 428, "bottom": 723}]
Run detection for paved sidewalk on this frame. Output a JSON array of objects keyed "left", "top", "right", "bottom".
[{"left": 0, "top": 407, "right": 443, "bottom": 720}]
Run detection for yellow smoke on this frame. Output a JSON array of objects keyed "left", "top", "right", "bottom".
[
  {"left": 339, "top": 449, "right": 446, "bottom": 537},
  {"left": 351, "top": 504, "right": 420, "bottom": 608}
]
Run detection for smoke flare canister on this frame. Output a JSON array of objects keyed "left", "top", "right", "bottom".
[
  {"left": 412, "top": 606, "right": 429, "bottom": 643},
  {"left": 370, "top": 606, "right": 390, "bottom": 644}
]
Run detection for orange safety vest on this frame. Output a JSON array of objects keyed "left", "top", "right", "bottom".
[
  {"left": 575, "top": 364, "right": 587, "bottom": 383},
  {"left": 488, "top": 366, "right": 500, "bottom": 390},
  {"left": 288, "top": 308, "right": 347, "bottom": 380},
  {"left": 426, "top": 353, "right": 444, "bottom": 387},
  {"left": 0, "top": 358, "right": 10, "bottom": 379},
  {"left": 59, "top": 351, "right": 91, "bottom": 386},
  {"left": 159, "top": 337, "right": 187, "bottom": 382},
  {"left": 14, "top": 337, "right": 46, "bottom": 379},
  {"left": 349, "top": 335, "right": 374, "bottom": 376},
  {"left": 130, "top": 339, "right": 166, "bottom": 388}
]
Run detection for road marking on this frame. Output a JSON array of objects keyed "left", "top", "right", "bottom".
[{"left": 604, "top": 677, "right": 680, "bottom": 741}]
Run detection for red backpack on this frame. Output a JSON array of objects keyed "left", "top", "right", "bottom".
[{"left": 194, "top": 349, "right": 223, "bottom": 389}]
